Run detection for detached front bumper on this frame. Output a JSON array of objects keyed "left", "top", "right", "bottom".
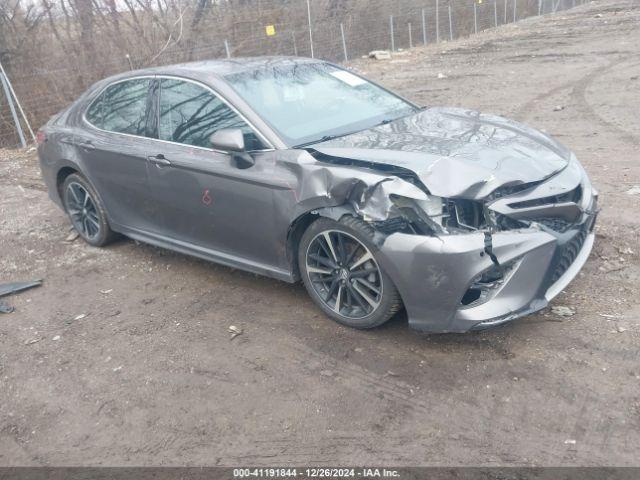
[{"left": 377, "top": 199, "right": 597, "bottom": 333}]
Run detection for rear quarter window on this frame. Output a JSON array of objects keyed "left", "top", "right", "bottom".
[{"left": 85, "top": 78, "right": 151, "bottom": 136}]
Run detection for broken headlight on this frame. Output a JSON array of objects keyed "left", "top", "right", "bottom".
[
  {"left": 390, "top": 194, "right": 446, "bottom": 235},
  {"left": 387, "top": 195, "right": 491, "bottom": 235}
]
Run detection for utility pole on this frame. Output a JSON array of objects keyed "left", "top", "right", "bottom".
[
  {"left": 340, "top": 23, "right": 348, "bottom": 61},
  {"left": 306, "top": 0, "right": 314, "bottom": 58},
  {"left": 389, "top": 16, "right": 395, "bottom": 51},
  {"left": 422, "top": 9, "right": 427, "bottom": 45},
  {"left": 436, "top": 0, "right": 440, "bottom": 42}
]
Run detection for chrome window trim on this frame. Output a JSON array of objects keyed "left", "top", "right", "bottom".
[{"left": 81, "top": 74, "right": 277, "bottom": 153}]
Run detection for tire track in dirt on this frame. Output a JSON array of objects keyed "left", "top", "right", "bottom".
[
  {"left": 287, "top": 342, "right": 436, "bottom": 418},
  {"left": 0, "top": 425, "right": 43, "bottom": 465},
  {"left": 210, "top": 341, "right": 444, "bottom": 464},
  {"left": 516, "top": 57, "right": 640, "bottom": 146},
  {"left": 515, "top": 76, "right": 583, "bottom": 121},
  {"left": 570, "top": 59, "right": 640, "bottom": 147}
]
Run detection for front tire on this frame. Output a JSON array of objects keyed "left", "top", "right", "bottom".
[
  {"left": 298, "top": 216, "right": 402, "bottom": 329},
  {"left": 62, "top": 173, "right": 116, "bottom": 247}
]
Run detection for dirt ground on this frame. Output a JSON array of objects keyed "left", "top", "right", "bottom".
[{"left": 1, "top": 0, "right": 639, "bottom": 467}]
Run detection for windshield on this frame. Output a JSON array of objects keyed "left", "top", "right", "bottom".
[{"left": 225, "top": 62, "right": 417, "bottom": 147}]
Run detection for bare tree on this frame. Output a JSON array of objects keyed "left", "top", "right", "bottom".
[{"left": 0, "top": 0, "right": 545, "bottom": 148}]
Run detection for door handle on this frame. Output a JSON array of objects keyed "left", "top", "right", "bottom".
[
  {"left": 147, "top": 154, "right": 171, "bottom": 167},
  {"left": 77, "top": 141, "right": 95, "bottom": 151}
]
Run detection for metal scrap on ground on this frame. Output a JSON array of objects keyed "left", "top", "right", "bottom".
[
  {"left": 0, "top": 279, "right": 42, "bottom": 297},
  {"left": 228, "top": 325, "right": 243, "bottom": 339},
  {"left": 0, "top": 279, "right": 42, "bottom": 313}
]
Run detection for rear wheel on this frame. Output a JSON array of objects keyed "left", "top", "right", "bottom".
[
  {"left": 299, "top": 216, "right": 402, "bottom": 329},
  {"left": 62, "top": 173, "right": 116, "bottom": 247}
]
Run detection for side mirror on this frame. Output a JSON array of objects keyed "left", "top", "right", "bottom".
[
  {"left": 209, "top": 128, "right": 254, "bottom": 169},
  {"left": 209, "top": 128, "right": 245, "bottom": 152}
]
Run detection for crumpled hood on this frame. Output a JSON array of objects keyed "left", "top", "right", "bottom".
[{"left": 312, "top": 107, "right": 572, "bottom": 199}]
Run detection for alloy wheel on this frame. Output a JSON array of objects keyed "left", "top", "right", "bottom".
[
  {"left": 65, "top": 182, "right": 101, "bottom": 240},
  {"left": 305, "top": 230, "right": 383, "bottom": 319}
]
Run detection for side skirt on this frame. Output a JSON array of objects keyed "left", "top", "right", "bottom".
[{"left": 113, "top": 224, "right": 295, "bottom": 283}]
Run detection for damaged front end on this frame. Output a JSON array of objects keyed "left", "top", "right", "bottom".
[{"left": 307, "top": 149, "right": 598, "bottom": 333}]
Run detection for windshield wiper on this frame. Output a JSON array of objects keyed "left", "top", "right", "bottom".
[
  {"left": 294, "top": 132, "right": 360, "bottom": 149},
  {"left": 376, "top": 108, "right": 421, "bottom": 127},
  {"left": 293, "top": 110, "right": 418, "bottom": 149}
]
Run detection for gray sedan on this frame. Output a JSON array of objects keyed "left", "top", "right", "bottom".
[{"left": 37, "top": 57, "right": 598, "bottom": 333}]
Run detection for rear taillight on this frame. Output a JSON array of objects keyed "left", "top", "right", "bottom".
[{"left": 36, "top": 130, "right": 46, "bottom": 144}]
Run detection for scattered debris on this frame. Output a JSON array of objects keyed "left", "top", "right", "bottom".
[
  {"left": 0, "top": 301, "right": 14, "bottom": 314},
  {"left": 0, "top": 280, "right": 42, "bottom": 314},
  {"left": 564, "top": 439, "right": 577, "bottom": 445},
  {"left": 437, "top": 72, "right": 448, "bottom": 79},
  {"left": 113, "top": 365, "right": 123, "bottom": 372},
  {"left": 52, "top": 335, "right": 60, "bottom": 341},
  {"left": 320, "top": 370, "right": 335, "bottom": 377},
  {"left": 553, "top": 105, "right": 565, "bottom": 112},
  {"left": 368, "top": 50, "right": 391, "bottom": 60},
  {"left": 551, "top": 305, "right": 575, "bottom": 317},
  {"left": 228, "top": 325, "right": 243, "bottom": 340},
  {"left": 64, "top": 231, "right": 80, "bottom": 242},
  {"left": 626, "top": 186, "right": 640, "bottom": 195}
]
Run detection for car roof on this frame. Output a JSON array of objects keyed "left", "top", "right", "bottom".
[{"left": 95, "top": 56, "right": 321, "bottom": 87}]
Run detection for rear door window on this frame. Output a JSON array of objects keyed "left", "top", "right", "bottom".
[
  {"left": 86, "top": 78, "right": 151, "bottom": 136},
  {"left": 158, "top": 78, "right": 264, "bottom": 150}
]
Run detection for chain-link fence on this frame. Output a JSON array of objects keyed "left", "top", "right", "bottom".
[{"left": 0, "top": 0, "right": 589, "bottom": 149}]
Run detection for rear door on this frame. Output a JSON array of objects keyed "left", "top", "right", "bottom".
[
  {"left": 76, "top": 77, "right": 161, "bottom": 233},
  {"left": 145, "top": 77, "right": 283, "bottom": 268}
]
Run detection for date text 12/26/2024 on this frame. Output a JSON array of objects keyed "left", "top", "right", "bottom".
[{"left": 233, "top": 468, "right": 400, "bottom": 478}]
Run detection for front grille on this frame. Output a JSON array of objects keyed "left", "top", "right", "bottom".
[
  {"left": 488, "top": 181, "right": 540, "bottom": 201},
  {"left": 536, "top": 217, "right": 573, "bottom": 233},
  {"left": 550, "top": 228, "right": 587, "bottom": 283},
  {"left": 508, "top": 185, "right": 582, "bottom": 210}
]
